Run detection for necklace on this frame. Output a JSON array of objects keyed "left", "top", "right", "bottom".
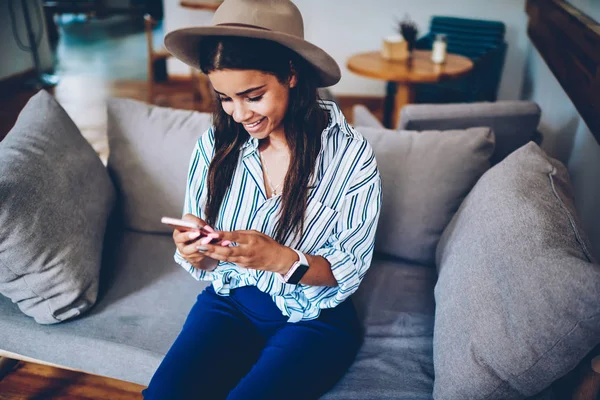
[{"left": 259, "top": 150, "right": 284, "bottom": 196}]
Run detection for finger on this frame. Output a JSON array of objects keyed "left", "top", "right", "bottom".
[
  {"left": 216, "top": 231, "right": 246, "bottom": 244},
  {"left": 182, "top": 214, "right": 216, "bottom": 233},
  {"left": 197, "top": 243, "right": 243, "bottom": 260},
  {"left": 174, "top": 230, "right": 203, "bottom": 245},
  {"left": 182, "top": 239, "right": 209, "bottom": 255},
  {"left": 198, "top": 233, "right": 221, "bottom": 245},
  {"left": 182, "top": 214, "right": 205, "bottom": 224},
  {"left": 183, "top": 255, "right": 205, "bottom": 265},
  {"left": 199, "top": 250, "right": 243, "bottom": 265}
]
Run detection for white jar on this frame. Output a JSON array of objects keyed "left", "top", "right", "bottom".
[{"left": 431, "top": 34, "right": 447, "bottom": 64}]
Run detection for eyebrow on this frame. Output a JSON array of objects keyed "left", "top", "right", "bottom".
[{"left": 214, "top": 85, "right": 266, "bottom": 97}]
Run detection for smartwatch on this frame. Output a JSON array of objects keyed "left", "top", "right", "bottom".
[{"left": 279, "top": 249, "right": 309, "bottom": 284}]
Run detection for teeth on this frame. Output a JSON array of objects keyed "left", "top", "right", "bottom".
[{"left": 245, "top": 118, "right": 264, "bottom": 128}]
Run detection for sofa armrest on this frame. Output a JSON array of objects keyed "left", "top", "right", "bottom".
[
  {"left": 399, "top": 101, "right": 542, "bottom": 163},
  {"left": 352, "top": 105, "right": 385, "bottom": 128}
]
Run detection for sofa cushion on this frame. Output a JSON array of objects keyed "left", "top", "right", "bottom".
[
  {"left": 0, "top": 90, "right": 115, "bottom": 324},
  {"left": 322, "top": 257, "right": 437, "bottom": 400},
  {"left": 433, "top": 142, "right": 600, "bottom": 399},
  {"left": 106, "top": 98, "right": 212, "bottom": 233},
  {"left": 359, "top": 126, "right": 495, "bottom": 265}
]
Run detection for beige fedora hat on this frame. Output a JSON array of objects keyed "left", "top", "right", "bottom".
[{"left": 164, "top": 0, "right": 341, "bottom": 87}]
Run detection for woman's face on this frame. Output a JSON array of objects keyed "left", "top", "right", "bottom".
[{"left": 208, "top": 69, "right": 297, "bottom": 140}]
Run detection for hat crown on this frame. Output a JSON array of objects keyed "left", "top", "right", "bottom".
[{"left": 212, "top": 0, "right": 304, "bottom": 38}]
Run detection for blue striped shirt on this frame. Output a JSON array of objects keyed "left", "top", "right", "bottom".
[{"left": 175, "top": 100, "right": 382, "bottom": 322}]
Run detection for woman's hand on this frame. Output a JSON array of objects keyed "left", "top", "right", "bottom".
[
  {"left": 173, "top": 214, "right": 219, "bottom": 270},
  {"left": 197, "top": 230, "right": 297, "bottom": 274}
]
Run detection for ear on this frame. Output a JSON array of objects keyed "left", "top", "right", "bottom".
[{"left": 288, "top": 62, "right": 298, "bottom": 89}]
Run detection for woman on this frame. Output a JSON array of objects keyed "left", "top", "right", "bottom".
[{"left": 143, "top": 0, "right": 382, "bottom": 399}]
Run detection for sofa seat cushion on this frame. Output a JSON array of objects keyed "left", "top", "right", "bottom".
[
  {"left": 323, "top": 258, "right": 437, "bottom": 399},
  {"left": 0, "top": 230, "right": 208, "bottom": 385},
  {"left": 0, "top": 90, "right": 115, "bottom": 324}
]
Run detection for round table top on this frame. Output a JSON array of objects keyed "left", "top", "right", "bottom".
[
  {"left": 347, "top": 50, "right": 474, "bottom": 84},
  {"left": 179, "top": 0, "right": 222, "bottom": 11}
]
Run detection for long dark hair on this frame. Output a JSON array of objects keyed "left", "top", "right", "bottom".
[{"left": 198, "top": 36, "right": 328, "bottom": 245}]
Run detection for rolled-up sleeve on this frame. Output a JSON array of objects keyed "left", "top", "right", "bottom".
[
  {"left": 311, "top": 143, "right": 382, "bottom": 309},
  {"left": 174, "top": 128, "right": 214, "bottom": 281}
]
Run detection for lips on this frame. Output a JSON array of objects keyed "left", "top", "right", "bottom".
[
  {"left": 244, "top": 117, "right": 265, "bottom": 128},
  {"left": 243, "top": 117, "right": 266, "bottom": 133}
]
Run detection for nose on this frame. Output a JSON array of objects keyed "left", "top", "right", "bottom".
[{"left": 232, "top": 101, "right": 252, "bottom": 124}]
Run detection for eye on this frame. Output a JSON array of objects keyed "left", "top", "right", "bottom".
[
  {"left": 219, "top": 97, "right": 232, "bottom": 102},
  {"left": 247, "top": 95, "right": 263, "bottom": 102}
]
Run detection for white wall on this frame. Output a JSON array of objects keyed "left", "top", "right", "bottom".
[
  {"left": 522, "top": 0, "right": 600, "bottom": 258},
  {"left": 0, "top": 0, "right": 54, "bottom": 81},
  {"left": 164, "top": 0, "right": 528, "bottom": 99},
  {"left": 163, "top": 1, "right": 213, "bottom": 78}
]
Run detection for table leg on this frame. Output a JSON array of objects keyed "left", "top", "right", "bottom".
[
  {"left": 383, "top": 81, "right": 397, "bottom": 129},
  {"left": 393, "top": 83, "right": 416, "bottom": 129}
]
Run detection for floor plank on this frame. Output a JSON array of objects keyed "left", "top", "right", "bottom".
[{"left": 0, "top": 361, "right": 143, "bottom": 400}]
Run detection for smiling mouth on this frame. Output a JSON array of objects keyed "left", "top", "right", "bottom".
[{"left": 244, "top": 117, "right": 265, "bottom": 128}]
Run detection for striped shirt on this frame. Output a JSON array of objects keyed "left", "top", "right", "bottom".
[{"left": 175, "top": 100, "right": 382, "bottom": 322}]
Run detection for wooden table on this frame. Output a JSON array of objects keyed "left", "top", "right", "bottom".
[
  {"left": 179, "top": 0, "right": 223, "bottom": 11},
  {"left": 347, "top": 50, "right": 474, "bottom": 128}
]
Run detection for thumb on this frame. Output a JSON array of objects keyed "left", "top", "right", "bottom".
[
  {"left": 182, "top": 214, "right": 213, "bottom": 232},
  {"left": 182, "top": 213, "right": 204, "bottom": 224}
]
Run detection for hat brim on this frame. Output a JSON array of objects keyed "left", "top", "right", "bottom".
[{"left": 164, "top": 26, "right": 341, "bottom": 87}]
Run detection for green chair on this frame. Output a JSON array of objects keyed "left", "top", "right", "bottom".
[{"left": 415, "top": 16, "right": 508, "bottom": 103}]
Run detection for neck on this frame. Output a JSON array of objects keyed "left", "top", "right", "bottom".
[{"left": 261, "top": 126, "right": 288, "bottom": 152}]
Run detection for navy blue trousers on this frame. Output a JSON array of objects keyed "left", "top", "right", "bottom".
[{"left": 142, "top": 284, "right": 362, "bottom": 400}]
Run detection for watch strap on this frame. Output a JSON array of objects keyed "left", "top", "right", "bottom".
[{"left": 280, "top": 249, "right": 309, "bottom": 284}]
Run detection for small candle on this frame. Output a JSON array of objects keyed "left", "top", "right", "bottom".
[{"left": 431, "top": 34, "right": 447, "bottom": 64}]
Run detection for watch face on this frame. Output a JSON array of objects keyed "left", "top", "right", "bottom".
[{"left": 287, "top": 264, "right": 309, "bottom": 285}]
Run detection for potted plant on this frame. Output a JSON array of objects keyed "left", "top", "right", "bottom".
[{"left": 398, "top": 16, "right": 419, "bottom": 55}]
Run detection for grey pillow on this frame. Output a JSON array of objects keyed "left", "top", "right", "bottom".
[
  {"left": 433, "top": 142, "right": 600, "bottom": 399},
  {"left": 106, "top": 98, "right": 212, "bottom": 234},
  {"left": 359, "top": 126, "right": 495, "bottom": 265},
  {"left": 0, "top": 90, "right": 115, "bottom": 324}
]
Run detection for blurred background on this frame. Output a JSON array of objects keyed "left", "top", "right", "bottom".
[{"left": 1, "top": 0, "right": 599, "bottom": 158}]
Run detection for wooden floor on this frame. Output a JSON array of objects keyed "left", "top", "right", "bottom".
[{"left": 0, "top": 361, "right": 144, "bottom": 400}]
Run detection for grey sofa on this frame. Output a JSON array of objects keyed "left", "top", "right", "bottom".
[{"left": 1, "top": 94, "right": 599, "bottom": 399}]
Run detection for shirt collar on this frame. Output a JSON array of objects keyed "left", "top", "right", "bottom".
[{"left": 242, "top": 135, "right": 260, "bottom": 151}]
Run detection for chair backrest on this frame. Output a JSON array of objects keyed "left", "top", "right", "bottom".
[
  {"left": 423, "top": 16, "right": 506, "bottom": 61},
  {"left": 414, "top": 16, "right": 508, "bottom": 101}
]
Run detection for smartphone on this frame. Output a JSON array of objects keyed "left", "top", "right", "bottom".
[
  {"left": 161, "top": 217, "right": 203, "bottom": 232},
  {"left": 161, "top": 217, "right": 230, "bottom": 246}
]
